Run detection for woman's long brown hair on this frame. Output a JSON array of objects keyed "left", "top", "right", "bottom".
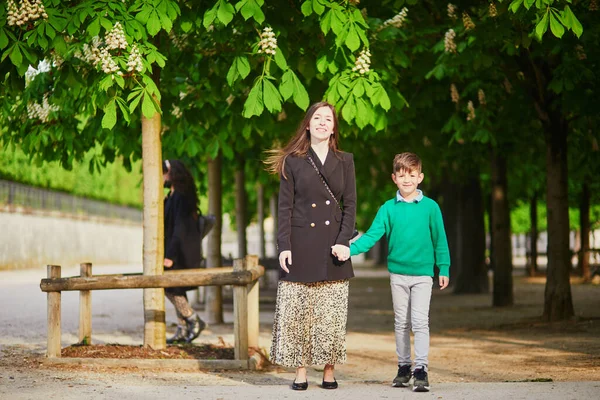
[{"left": 264, "top": 101, "right": 341, "bottom": 178}]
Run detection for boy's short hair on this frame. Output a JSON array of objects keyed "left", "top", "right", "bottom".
[{"left": 393, "top": 152, "right": 422, "bottom": 173}]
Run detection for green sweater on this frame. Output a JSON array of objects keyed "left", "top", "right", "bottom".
[{"left": 350, "top": 195, "right": 450, "bottom": 277}]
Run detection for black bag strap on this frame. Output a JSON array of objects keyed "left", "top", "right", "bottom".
[{"left": 307, "top": 155, "right": 343, "bottom": 212}]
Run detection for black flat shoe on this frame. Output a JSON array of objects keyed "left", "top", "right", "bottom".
[
  {"left": 291, "top": 380, "right": 308, "bottom": 390},
  {"left": 322, "top": 379, "right": 338, "bottom": 389}
]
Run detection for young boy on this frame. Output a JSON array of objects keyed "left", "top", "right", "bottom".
[{"left": 350, "top": 152, "right": 450, "bottom": 392}]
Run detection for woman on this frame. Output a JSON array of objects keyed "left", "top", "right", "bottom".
[
  {"left": 162, "top": 159, "right": 206, "bottom": 344},
  {"left": 265, "top": 101, "right": 356, "bottom": 390}
]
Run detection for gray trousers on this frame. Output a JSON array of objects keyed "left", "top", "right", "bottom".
[{"left": 389, "top": 273, "right": 433, "bottom": 369}]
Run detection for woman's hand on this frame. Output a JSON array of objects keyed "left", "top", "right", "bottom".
[
  {"left": 331, "top": 244, "right": 350, "bottom": 262},
  {"left": 279, "top": 250, "right": 292, "bottom": 273},
  {"left": 164, "top": 258, "right": 174, "bottom": 268}
]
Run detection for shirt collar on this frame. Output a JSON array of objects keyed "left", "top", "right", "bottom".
[{"left": 396, "top": 189, "right": 423, "bottom": 203}]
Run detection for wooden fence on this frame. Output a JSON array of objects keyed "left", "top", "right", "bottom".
[{"left": 39, "top": 255, "right": 264, "bottom": 369}]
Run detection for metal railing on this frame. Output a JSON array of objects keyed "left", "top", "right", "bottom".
[{"left": 0, "top": 179, "right": 142, "bottom": 222}]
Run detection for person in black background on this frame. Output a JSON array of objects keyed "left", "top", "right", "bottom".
[{"left": 162, "top": 159, "right": 206, "bottom": 344}]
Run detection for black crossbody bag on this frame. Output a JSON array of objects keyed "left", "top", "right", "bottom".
[{"left": 307, "top": 155, "right": 359, "bottom": 239}]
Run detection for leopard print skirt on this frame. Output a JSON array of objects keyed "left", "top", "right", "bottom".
[{"left": 270, "top": 279, "right": 349, "bottom": 368}]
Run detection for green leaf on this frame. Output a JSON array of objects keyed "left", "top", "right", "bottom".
[
  {"left": 237, "top": 56, "right": 250, "bottom": 78},
  {"left": 330, "top": 9, "right": 347, "bottom": 35},
  {"left": 509, "top": 0, "right": 523, "bottom": 13},
  {"left": 180, "top": 20, "right": 193, "bottom": 33},
  {"left": 99, "top": 75, "right": 114, "bottom": 91},
  {"left": 563, "top": 6, "right": 583, "bottom": 38},
  {"left": 9, "top": 44, "right": 22, "bottom": 67},
  {"left": 342, "top": 96, "right": 356, "bottom": 122},
  {"left": 158, "top": 10, "right": 173, "bottom": 32},
  {"left": 352, "top": 79, "right": 364, "bottom": 97},
  {"left": 279, "top": 70, "right": 294, "bottom": 100},
  {"left": 87, "top": 17, "right": 100, "bottom": 37},
  {"left": 345, "top": 25, "right": 360, "bottom": 51},
  {"left": 549, "top": 12, "right": 564, "bottom": 38},
  {"left": 316, "top": 54, "right": 328, "bottom": 73},
  {"left": 116, "top": 97, "right": 131, "bottom": 124},
  {"left": 0, "top": 30, "right": 8, "bottom": 50},
  {"left": 377, "top": 86, "right": 391, "bottom": 111},
  {"left": 312, "top": 0, "right": 325, "bottom": 15},
  {"left": 217, "top": 0, "right": 235, "bottom": 26},
  {"left": 243, "top": 79, "right": 264, "bottom": 118},
  {"left": 524, "top": 0, "right": 535, "bottom": 10},
  {"left": 147, "top": 11, "right": 162, "bottom": 36},
  {"left": 142, "top": 92, "right": 157, "bottom": 118},
  {"left": 227, "top": 60, "right": 240, "bottom": 86},
  {"left": 263, "top": 79, "right": 283, "bottom": 113},
  {"left": 102, "top": 99, "right": 117, "bottom": 130},
  {"left": 274, "top": 50, "right": 287, "bottom": 71},
  {"left": 114, "top": 74, "right": 125, "bottom": 89},
  {"left": 355, "top": 97, "right": 369, "bottom": 129},
  {"left": 52, "top": 36, "right": 67, "bottom": 56},
  {"left": 535, "top": 10, "right": 549, "bottom": 40},
  {"left": 129, "top": 91, "right": 144, "bottom": 113},
  {"left": 291, "top": 71, "right": 309, "bottom": 110},
  {"left": 320, "top": 10, "right": 332, "bottom": 34},
  {"left": 203, "top": 5, "right": 217, "bottom": 29},
  {"left": 301, "top": 0, "right": 313, "bottom": 17}
]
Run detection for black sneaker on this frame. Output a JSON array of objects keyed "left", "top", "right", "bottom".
[
  {"left": 412, "top": 367, "right": 430, "bottom": 392},
  {"left": 392, "top": 364, "right": 412, "bottom": 387}
]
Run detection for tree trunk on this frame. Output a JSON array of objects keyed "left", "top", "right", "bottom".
[
  {"left": 141, "top": 99, "right": 165, "bottom": 349},
  {"left": 527, "top": 193, "right": 539, "bottom": 276},
  {"left": 235, "top": 161, "right": 247, "bottom": 258},
  {"left": 491, "top": 149, "right": 513, "bottom": 307},
  {"left": 579, "top": 182, "right": 591, "bottom": 281},
  {"left": 543, "top": 122, "right": 574, "bottom": 320},
  {"left": 439, "top": 175, "right": 460, "bottom": 286},
  {"left": 257, "top": 184, "right": 266, "bottom": 259},
  {"left": 453, "top": 175, "right": 488, "bottom": 294},
  {"left": 205, "top": 153, "right": 223, "bottom": 324},
  {"left": 269, "top": 193, "right": 278, "bottom": 256}
]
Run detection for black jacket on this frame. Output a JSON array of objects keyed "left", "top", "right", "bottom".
[
  {"left": 164, "top": 191, "right": 202, "bottom": 271},
  {"left": 277, "top": 149, "right": 356, "bottom": 283}
]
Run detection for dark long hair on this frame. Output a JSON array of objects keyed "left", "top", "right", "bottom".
[
  {"left": 162, "top": 159, "right": 199, "bottom": 216},
  {"left": 264, "top": 101, "right": 341, "bottom": 178}
]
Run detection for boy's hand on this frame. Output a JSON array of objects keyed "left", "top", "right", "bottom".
[
  {"left": 439, "top": 276, "right": 449, "bottom": 290},
  {"left": 279, "top": 250, "right": 292, "bottom": 273},
  {"left": 331, "top": 244, "right": 350, "bottom": 261}
]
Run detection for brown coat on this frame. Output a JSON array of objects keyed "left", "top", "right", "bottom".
[{"left": 277, "top": 149, "right": 356, "bottom": 283}]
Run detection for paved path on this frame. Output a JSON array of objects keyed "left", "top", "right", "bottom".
[{"left": 1, "top": 264, "right": 599, "bottom": 400}]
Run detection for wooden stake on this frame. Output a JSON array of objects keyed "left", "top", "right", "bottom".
[
  {"left": 233, "top": 258, "right": 249, "bottom": 360},
  {"left": 78, "top": 263, "right": 92, "bottom": 344},
  {"left": 47, "top": 265, "right": 61, "bottom": 358}
]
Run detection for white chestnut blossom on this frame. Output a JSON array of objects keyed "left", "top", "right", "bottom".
[
  {"left": 171, "top": 105, "right": 183, "bottom": 118},
  {"left": 450, "top": 84, "right": 459, "bottom": 103},
  {"left": 127, "top": 44, "right": 144, "bottom": 73},
  {"left": 257, "top": 26, "right": 277, "bottom": 55},
  {"left": 27, "top": 94, "right": 59, "bottom": 123},
  {"left": 444, "top": 29, "right": 457, "bottom": 53},
  {"left": 447, "top": 3, "right": 457, "bottom": 20},
  {"left": 352, "top": 48, "right": 371, "bottom": 75},
  {"left": 466, "top": 100, "right": 476, "bottom": 121},
  {"left": 590, "top": 0, "right": 598, "bottom": 11},
  {"left": 99, "top": 48, "right": 121, "bottom": 75},
  {"left": 489, "top": 2, "right": 498, "bottom": 18},
  {"left": 575, "top": 45, "right": 587, "bottom": 60},
  {"left": 463, "top": 12, "right": 476, "bottom": 30},
  {"left": 478, "top": 89, "right": 486, "bottom": 106},
  {"left": 105, "top": 22, "right": 128, "bottom": 50},
  {"left": 382, "top": 8, "right": 408, "bottom": 29},
  {"left": 7, "top": 0, "right": 48, "bottom": 27}
]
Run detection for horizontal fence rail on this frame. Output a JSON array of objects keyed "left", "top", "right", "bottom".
[
  {"left": 40, "top": 266, "right": 265, "bottom": 292},
  {"left": 0, "top": 179, "right": 142, "bottom": 222}
]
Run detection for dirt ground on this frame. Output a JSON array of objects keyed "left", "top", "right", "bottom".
[{"left": 1, "top": 268, "right": 599, "bottom": 385}]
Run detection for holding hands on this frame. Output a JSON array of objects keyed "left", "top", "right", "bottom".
[{"left": 331, "top": 244, "right": 350, "bottom": 262}]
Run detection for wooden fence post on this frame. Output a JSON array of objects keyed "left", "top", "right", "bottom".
[
  {"left": 246, "top": 255, "right": 260, "bottom": 349},
  {"left": 47, "top": 265, "right": 61, "bottom": 358},
  {"left": 233, "top": 258, "right": 249, "bottom": 361},
  {"left": 79, "top": 262, "right": 92, "bottom": 344}
]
